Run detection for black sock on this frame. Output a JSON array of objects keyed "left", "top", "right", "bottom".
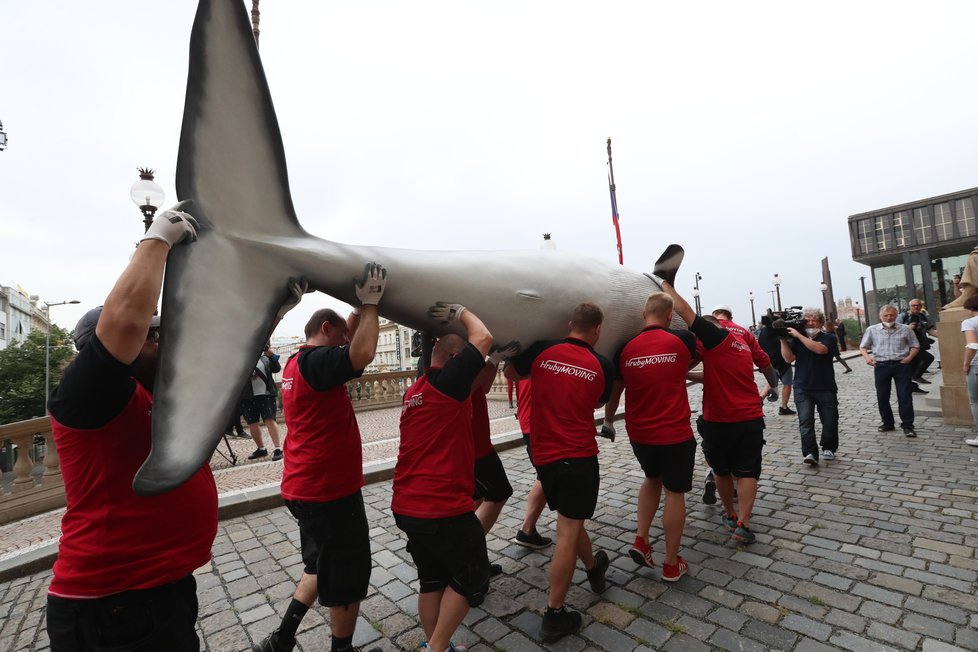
[
  {"left": 331, "top": 634, "right": 354, "bottom": 651},
  {"left": 279, "top": 599, "right": 309, "bottom": 641}
]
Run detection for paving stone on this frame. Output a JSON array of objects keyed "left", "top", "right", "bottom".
[
  {"left": 708, "top": 627, "right": 767, "bottom": 652},
  {"left": 904, "top": 596, "right": 968, "bottom": 625},
  {"left": 739, "top": 601, "right": 780, "bottom": 624},
  {"left": 825, "top": 608, "right": 867, "bottom": 633},
  {"left": 581, "top": 622, "right": 637, "bottom": 650},
  {"left": 902, "top": 612, "right": 956, "bottom": 642},
  {"left": 624, "top": 617, "right": 671, "bottom": 648},
  {"left": 851, "top": 582, "right": 905, "bottom": 607},
  {"left": 858, "top": 600, "right": 902, "bottom": 624},
  {"left": 494, "top": 630, "right": 548, "bottom": 652},
  {"left": 920, "top": 640, "right": 968, "bottom": 652},
  {"left": 660, "top": 632, "right": 711, "bottom": 652},
  {"left": 706, "top": 606, "right": 748, "bottom": 632},
  {"left": 741, "top": 620, "right": 798, "bottom": 649},
  {"left": 868, "top": 622, "right": 921, "bottom": 650},
  {"left": 830, "top": 630, "right": 900, "bottom": 652}
]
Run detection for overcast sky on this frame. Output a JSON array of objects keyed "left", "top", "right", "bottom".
[{"left": 4, "top": 1, "right": 978, "bottom": 338}]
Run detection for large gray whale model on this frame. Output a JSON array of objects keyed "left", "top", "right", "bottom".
[{"left": 135, "top": 0, "right": 686, "bottom": 495}]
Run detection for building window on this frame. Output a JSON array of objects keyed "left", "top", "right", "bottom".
[
  {"left": 875, "top": 215, "right": 893, "bottom": 251},
  {"left": 955, "top": 198, "right": 976, "bottom": 238},
  {"left": 913, "top": 207, "right": 933, "bottom": 244},
  {"left": 858, "top": 219, "right": 874, "bottom": 254},
  {"left": 893, "top": 211, "right": 911, "bottom": 248},
  {"left": 934, "top": 203, "right": 953, "bottom": 241}
]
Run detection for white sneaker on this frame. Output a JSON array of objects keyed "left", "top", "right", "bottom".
[
  {"left": 803, "top": 454, "right": 818, "bottom": 466},
  {"left": 822, "top": 450, "right": 835, "bottom": 460},
  {"left": 965, "top": 438, "right": 978, "bottom": 447}
]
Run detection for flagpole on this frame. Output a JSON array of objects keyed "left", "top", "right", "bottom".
[{"left": 607, "top": 138, "right": 624, "bottom": 265}]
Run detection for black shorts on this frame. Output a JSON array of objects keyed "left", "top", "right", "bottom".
[
  {"left": 474, "top": 451, "right": 514, "bottom": 503},
  {"left": 47, "top": 574, "right": 199, "bottom": 651},
  {"left": 285, "top": 491, "right": 371, "bottom": 607},
  {"left": 698, "top": 417, "right": 765, "bottom": 479},
  {"left": 394, "top": 511, "right": 489, "bottom": 607},
  {"left": 522, "top": 433, "right": 535, "bottom": 465},
  {"left": 536, "top": 456, "right": 599, "bottom": 520},
  {"left": 630, "top": 437, "right": 697, "bottom": 493},
  {"left": 240, "top": 394, "right": 276, "bottom": 424}
]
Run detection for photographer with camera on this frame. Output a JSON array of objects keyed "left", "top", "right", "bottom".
[
  {"left": 757, "top": 313, "right": 795, "bottom": 416},
  {"left": 896, "top": 299, "right": 936, "bottom": 390},
  {"left": 780, "top": 308, "right": 839, "bottom": 466}
]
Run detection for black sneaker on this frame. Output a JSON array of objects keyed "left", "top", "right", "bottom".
[
  {"left": 778, "top": 406, "right": 796, "bottom": 415},
  {"left": 513, "top": 529, "right": 552, "bottom": 549},
  {"left": 540, "top": 606, "right": 583, "bottom": 643},
  {"left": 597, "top": 424, "right": 616, "bottom": 442},
  {"left": 914, "top": 376, "right": 931, "bottom": 384},
  {"left": 271, "top": 448, "right": 283, "bottom": 461},
  {"left": 489, "top": 563, "right": 503, "bottom": 577},
  {"left": 877, "top": 424, "right": 895, "bottom": 432},
  {"left": 702, "top": 472, "right": 717, "bottom": 505},
  {"left": 586, "top": 550, "right": 609, "bottom": 593},
  {"left": 911, "top": 384, "right": 928, "bottom": 394},
  {"left": 903, "top": 426, "right": 917, "bottom": 438},
  {"left": 253, "top": 629, "right": 295, "bottom": 652},
  {"left": 248, "top": 447, "right": 268, "bottom": 460}
]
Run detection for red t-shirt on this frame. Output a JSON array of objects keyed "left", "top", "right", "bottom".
[
  {"left": 471, "top": 389, "right": 493, "bottom": 459},
  {"left": 50, "top": 384, "right": 217, "bottom": 598},
  {"left": 615, "top": 326, "right": 696, "bottom": 445},
  {"left": 393, "top": 370, "right": 477, "bottom": 519},
  {"left": 692, "top": 317, "right": 768, "bottom": 423},
  {"left": 281, "top": 346, "right": 364, "bottom": 502},
  {"left": 515, "top": 379, "right": 532, "bottom": 434},
  {"left": 392, "top": 344, "right": 484, "bottom": 518},
  {"left": 511, "top": 338, "right": 613, "bottom": 466}
]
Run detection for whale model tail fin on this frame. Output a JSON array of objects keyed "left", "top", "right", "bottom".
[
  {"left": 652, "top": 244, "right": 684, "bottom": 287},
  {"left": 135, "top": 0, "right": 306, "bottom": 495}
]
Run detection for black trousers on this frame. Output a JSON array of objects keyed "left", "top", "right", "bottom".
[
  {"left": 47, "top": 574, "right": 199, "bottom": 652},
  {"left": 913, "top": 349, "right": 934, "bottom": 378}
]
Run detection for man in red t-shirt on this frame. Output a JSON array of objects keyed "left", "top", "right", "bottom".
[
  {"left": 471, "top": 343, "right": 521, "bottom": 575},
  {"left": 392, "top": 304, "right": 493, "bottom": 652},
  {"left": 510, "top": 379, "right": 551, "bottom": 550},
  {"left": 662, "top": 283, "right": 777, "bottom": 546},
  {"left": 604, "top": 292, "right": 698, "bottom": 582},
  {"left": 46, "top": 208, "right": 218, "bottom": 651},
  {"left": 255, "top": 263, "right": 387, "bottom": 652},
  {"left": 506, "top": 303, "right": 615, "bottom": 643}
]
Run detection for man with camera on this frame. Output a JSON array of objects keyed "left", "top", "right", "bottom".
[
  {"left": 896, "top": 299, "right": 936, "bottom": 390},
  {"left": 780, "top": 308, "right": 839, "bottom": 465}
]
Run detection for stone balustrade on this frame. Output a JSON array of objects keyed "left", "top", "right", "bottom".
[
  {"left": 0, "top": 416, "right": 64, "bottom": 526},
  {"left": 0, "top": 368, "right": 512, "bottom": 525}
]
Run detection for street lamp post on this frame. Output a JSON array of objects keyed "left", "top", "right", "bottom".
[
  {"left": 130, "top": 168, "right": 165, "bottom": 233},
  {"left": 772, "top": 274, "right": 783, "bottom": 311},
  {"left": 44, "top": 300, "right": 80, "bottom": 413},
  {"left": 859, "top": 275, "right": 870, "bottom": 326},
  {"left": 748, "top": 291, "right": 756, "bottom": 328},
  {"left": 693, "top": 272, "right": 703, "bottom": 316},
  {"left": 854, "top": 301, "right": 863, "bottom": 334}
]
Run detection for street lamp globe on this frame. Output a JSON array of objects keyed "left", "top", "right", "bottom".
[
  {"left": 130, "top": 168, "right": 165, "bottom": 232},
  {"left": 819, "top": 282, "right": 828, "bottom": 292},
  {"left": 0, "top": 120, "right": 8, "bottom": 151}
]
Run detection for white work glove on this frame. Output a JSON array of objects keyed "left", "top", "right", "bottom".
[
  {"left": 428, "top": 302, "right": 466, "bottom": 324},
  {"left": 276, "top": 278, "right": 309, "bottom": 321},
  {"left": 141, "top": 209, "right": 199, "bottom": 248},
  {"left": 488, "top": 341, "right": 521, "bottom": 366},
  {"left": 598, "top": 419, "right": 616, "bottom": 442},
  {"left": 354, "top": 262, "right": 388, "bottom": 306}
]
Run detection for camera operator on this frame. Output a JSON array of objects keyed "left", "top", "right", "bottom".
[
  {"left": 780, "top": 308, "right": 839, "bottom": 466},
  {"left": 896, "top": 299, "right": 936, "bottom": 390}
]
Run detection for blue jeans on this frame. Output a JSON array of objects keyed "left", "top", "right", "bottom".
[
  {"left": 794, "top": 389, "right": 839, "bottom": 459},
  {"left": 874, "top": 361, "right": 914, "bottom": 428},
  {"left": 967, "top": 366, "right": 978, "bottom": 429}
]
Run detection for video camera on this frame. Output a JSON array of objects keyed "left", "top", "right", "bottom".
[{"left": 766, "top": 307, "right": 806, "bottom": 339}]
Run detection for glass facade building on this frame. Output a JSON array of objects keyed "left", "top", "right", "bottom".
[{"left": 849, "top": 187, "right": 977, "bottom": 324}]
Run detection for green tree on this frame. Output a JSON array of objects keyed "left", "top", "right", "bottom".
[
  {"left": 0, "top": 326, "right": 75, "bottom": 424},
  {"left": 841, "top": 317, "right": 862, "bottom": 345}
]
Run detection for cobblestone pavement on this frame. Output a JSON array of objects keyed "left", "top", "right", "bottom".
[{"left": 4, "top": 361, "right": 978, "bottom": 651}]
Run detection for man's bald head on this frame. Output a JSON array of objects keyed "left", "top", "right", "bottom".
[{"left": 432, "top": 333, "right": 468, "bottom": 366}]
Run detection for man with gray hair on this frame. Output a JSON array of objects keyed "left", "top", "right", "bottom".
[
  {"left": 859, "top": 305, "right": 920, "bottom": 437},
  {"left": 781, "top": 308, "right": 839, "bottom": 465}
]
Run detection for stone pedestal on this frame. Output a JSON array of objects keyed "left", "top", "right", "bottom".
[{"left": 937, "top": 307, "right": 973, "bottom": 426}]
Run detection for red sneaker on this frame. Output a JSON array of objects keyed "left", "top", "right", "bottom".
[
  {"left": 662, "top": 556, "right": 689, "bottom": 582},
  {"left": 628, "top": 536, "right": 654, "bottom": 568}
]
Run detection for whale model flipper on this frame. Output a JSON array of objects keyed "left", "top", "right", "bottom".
[{"left": 136, "top": 0, "right": 686, "bottom": 495}]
